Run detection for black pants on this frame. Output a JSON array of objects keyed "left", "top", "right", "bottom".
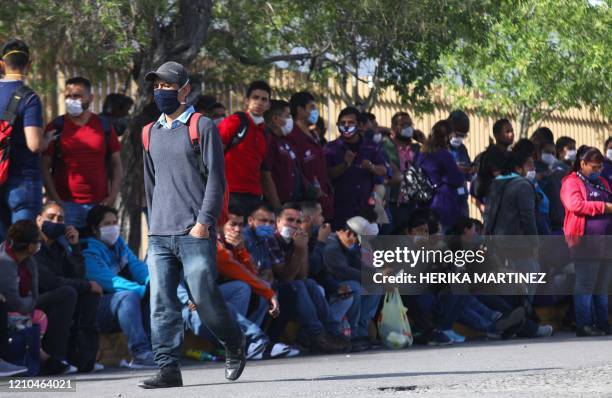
[
  {"left": 0, "top": 300, "right": 8, "bottom": 359},
  {"left": 68, "top": 292, "right": 101, "bottom": 372},
  {"left": 36, "top": 286, "right": 78, "bottom": 359},
  {"left": 229, "top": 193, "right": 263, "bottom": 218}
]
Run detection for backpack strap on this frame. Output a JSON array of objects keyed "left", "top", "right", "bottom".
[
  {"left": 224, "top": 111, "right": 250, "bottom": 154},
  {"left": 141, "top": 122, "right": 154, "bottom": 152},
  {"left": 188, "top": 112, "right": 207, "bottom": 177},
  {"left": 1, "top": 85, "right": 34, "bottom": 126},
  {"left": 50, "top": 116, "right": 65, "bottom": 175}
]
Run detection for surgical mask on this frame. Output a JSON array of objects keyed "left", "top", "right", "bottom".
[
  {"left": 450, "top": 136, "right": 463, "bottom": 148},
  {"left": 339, "top": 125, "right": 357, "bottom": 138},
  {"left": 99, "top": 225, "right": 120, "bottom": 246},
  {"left": 565, "top": 149, "right": 577, "bottom": 162},
  {"left": 42, "top": 221, "right": 66, "bottom": 240},
  {"left": 526, "top": 170, "right": 536, "bottom": 181},
  {"left": 400, "top": 126, "right": 414, "bottom": 138},
  {"left": 373, "top": 133, "right": 382, "bottom": 144},
  {"left": 255, "top": 225, "right": 275, "bottom": 238},
  {"left": 154, "top": 89, "right": 181, "bottom": 115},
  {"left": 606, "top": 149, "right": 612, "bottom": 161},
  {"left": 541, "top": 153, "right": 556, "bottom": 166},
  {"left": 308, "top": 109, "right": 319, "bottom": 124},
  {"left": 65, "top": 98, "right": 84, "bottom": 117},
  {"left": 588, "top": 172, "right": 601, "bottom": 182},
  {"left": 250, "top": 113, "right": 264, "bottom": 125},
  {"left": 281, "top": 117, "right": 294, "bottom": 136},
  {"left": 213, "top": 117, "right": 224, "bottom": 126},
  {"left": 279, "top": 226, "right": 296, "bottom": 240}
]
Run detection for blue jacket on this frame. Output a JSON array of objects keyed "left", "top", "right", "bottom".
[{"left": 83, "top": 237, "right": 149, "bottom": 297}]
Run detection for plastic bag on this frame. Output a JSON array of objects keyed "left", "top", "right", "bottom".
[{"left": 377, "top": 288, "right": 413, "bottom": 349}]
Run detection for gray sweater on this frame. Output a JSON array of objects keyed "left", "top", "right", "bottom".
[
  {"left": 144, "top": 115, "right": 226, "bottom": 235},
  {"left": 0, "top": 243, "right": 38, "bottom": 314}
]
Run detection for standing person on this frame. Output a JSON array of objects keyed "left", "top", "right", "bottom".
[
  {"left": 324, "top": 107, "right": 387, "bottom": 230},
  {"left": 139, "top": 62, "right": 245, "bottom": 389},
  {"left": 447, "top": 110, "right": 472, "bottom": 218},
  {"left": 380, "top": 111, "right": 421, "bottom": 232},
  {"left": 0, "top": 39, "right": 50, "bottom": 241},
  {"left": 218, "top": 81, "right": 271, "bottom": 217},
  {"left": 261, "top": 100, "right": 302, "bottom": 209},
  {"left": 420, "top": 120, "right": 465, "bottom": 230},
  {"left": 100, "top": 93, "right": 134, "bottom": 137},
  {"left": 288, "top": 91, "right": 334, "bottom": 220},
  {"left": 602, "top": 136, "right": 612, "bottom": 186},
  {"left": 560, "top": 146, "right": 612, "bottom": 336},
  {"left": 555, "top": 136, "right": 577, "bottom": 171},
  {"left": 42, "top": 77, "right": 123, "bottom": 229}
]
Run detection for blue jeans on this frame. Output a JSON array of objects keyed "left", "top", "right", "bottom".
[
  {"left": 0, "top": 176, "right": 42, "bottom": 240},
  {"left": 62, "top": 202, "right": 95, "bottom": 229},
  {"left": 343, "top": 280, "right": 382, "bottom": 339},
  {"left": 97, "top": 291, "right": 151, "bottom": 357},
  {"left": 416, "top": 294, "right": 468, "bottom": 331},
  {"left": 458, "top": 296, "right": 500, "bottom": 333},
  {"left": 148, "top": 234, "right": 243, "bottom": 369},
  {"left": 574, "top": 259, "right": 612, "bottom": 328},
  {"left": 184, "top": 281, "right": 266, "bottom": 346},
  {"left": 302, "top": 279, "right": 341, "bottom": 335}
]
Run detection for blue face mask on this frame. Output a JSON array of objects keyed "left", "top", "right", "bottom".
[
  {"left": 308, "top": 109, "right": 319, "bottom": 124},
  {"left": 588, "top": 172, "right": 601, "bottom": 182},
  {"left": 154, "top": 89, "right": 181, "bottom": 115},
  {"left": 254, "top": 225, "right": 275, "bottom": 238},
  {"left": 42, "top": 221, "right": 66, "bottom": 240},
  {"left": 348, "top": 243, "right": 360, "bottom": 252}
]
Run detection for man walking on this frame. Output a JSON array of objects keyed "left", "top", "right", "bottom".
[{"left": 138, "top": 61, "right": 245, "bottom": 389}]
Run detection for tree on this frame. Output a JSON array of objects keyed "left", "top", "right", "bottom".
[
  {"left": 441, "top": 0, "right": 611, "bottom": 137},
  {"left": 209, "top": 0, "right": 499, "bottom": 111}
]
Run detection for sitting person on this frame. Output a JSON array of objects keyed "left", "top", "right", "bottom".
[
  {"left": 274, "top": 203, "right": 349, "bottom": 353},
  {"left": 0, "top": 292, "right": 28, "bottom": 376},
  {"left": 0, "top": 220, "right": 76, "bottom": 375},
  {"left": 243, "top": 204, "right": 281, "bottom": 284},
  {"left": 323, "top": 216, "right": 381, "bottom": 351},
  {"left": 82, "top": 205, "right": 155, "bottom": 369},
  {"left": 35, "top": 202, "right": 103, "bottom": 373}
]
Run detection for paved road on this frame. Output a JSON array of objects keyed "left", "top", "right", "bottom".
[{"left": 3, "top": 332, "right": 612, "bottom": 398}]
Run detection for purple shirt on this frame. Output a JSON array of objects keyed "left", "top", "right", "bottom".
[
  {"left": 324, "top": 137, "right": 386, "bottom": 229},
  {"left": 603, "top": 160, "right": 612, "bottom": 188},
  {"left": 584, "top": 181, "right": 612, "bottom": 236}
]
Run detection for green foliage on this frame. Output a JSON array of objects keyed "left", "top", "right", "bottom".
[{"left": 441, "top": 0, "right": 611, "bottom": 131}]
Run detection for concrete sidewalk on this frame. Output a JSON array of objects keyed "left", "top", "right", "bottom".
[{"left": 2, "top": 332, "right": 612, "bottom": 397}]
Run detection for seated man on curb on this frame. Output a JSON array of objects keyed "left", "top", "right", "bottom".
[
  {"left": 82, "top": 205, "right": 155, "bottom": 369},
  {"left": 274, "top": 203, "right": 349, "bottom": 353},
  {"left": 35, "top": 202, "right": 103, "bottom": 373},
  {"left": 323, "top": 216, "right": 381, "bottom": 351}
]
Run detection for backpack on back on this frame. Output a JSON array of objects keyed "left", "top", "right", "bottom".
[
  {"left": 0, "top": 85, "right": 34, "bottom": 185},
  {"left": 142, "top": 112, "right": 230, "bottom": 226}
]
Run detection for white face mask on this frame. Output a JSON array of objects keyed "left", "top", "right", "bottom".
[
  {"left": 525, "top": 170, "right": 536, "bottom": 181},
  {"left": 279, "top": 225, "right": 296, "bottom": 241},
  {"left": 250, "top": 113, "right": 264, "bottom": 125},
  {"left": 373, "top": 133, "right": 382, "bottom": 143},
  {"left": 281, "top": 117, "right": 294, "bottom": 136},
  {"left": 606, "top": 149, "right": 612, "bottom": 161},
  {"left": 65, "top": 98, "right": 84, "bottom": 117},
  {"left": 400, "top": 126, "right": 414, "bottom": 138},
  {"left": 541, "top": 153, "right": 556, "bottom": 166},
  {"left": 99, "top": 225, "right": 120, "bottom": 246},
  {"left": 450, "top": 136, "right": 463, "bottom": 148},
  {"left": 565, "top": 149, "right": 577, "bottom": 162}
]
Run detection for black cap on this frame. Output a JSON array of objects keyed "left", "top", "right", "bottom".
[
  {"left": 1, "top": 38, "right": 29, "bottom": 58},
  {"left": 145, "top": 61, "right": 189, "bottom": 87}
]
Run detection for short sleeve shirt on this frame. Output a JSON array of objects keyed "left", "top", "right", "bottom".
[
  {"left": 262, "top": 133, "right": 301, "bottom": 203},
  {"left": 44, "top": 114, "right": 120, "bottom": 203}
]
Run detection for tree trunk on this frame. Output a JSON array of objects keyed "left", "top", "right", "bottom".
[
  {"left": 118, "top": 0, "right": 213, "bottom": 254},
  {"left": 518, "top": 104, "right": 533, "bottom": 139}
]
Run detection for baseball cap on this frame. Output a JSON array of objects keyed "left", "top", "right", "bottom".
[
  {"left": 145, "top": 61, "right": 189, "bottom": 87},
  {"left": 346, "top": 216, "right": 379, "bottom": 244}
]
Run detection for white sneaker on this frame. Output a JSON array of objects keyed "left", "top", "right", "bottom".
[
  {"left": 536, "top": 324, "right": 554, "bottom": 338},
  {"left": 61, "top": 361, "right": 78, "bottom": 375},
  {"left": 121, "top": 352, "right": 157, "bottom": 369},
  {"left": 270, "top": 343, "right": 300, "bottom": 358},
  {"left": 92, "top": 363, "right": 105, "bottom": 372},
  {"left": 0, "top": 359, "right": 28, "bottom": 377}
]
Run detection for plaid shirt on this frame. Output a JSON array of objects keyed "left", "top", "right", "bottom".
[{"left": 242, "top": 227, "right": 284, "bottom": 272}]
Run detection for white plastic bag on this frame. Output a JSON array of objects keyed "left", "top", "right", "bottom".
[{"left": 377, "top": 288, "right": 413, "bottom": 349}]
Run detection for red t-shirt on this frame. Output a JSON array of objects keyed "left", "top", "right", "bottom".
[
  {"left": 286, "top": 126, "right": 334, "bottom": 219},
  {"left": 44, "top": 114, "right": 121, "bottom": 204},
  {"left": 218, "top": 113, "right": 267, "bottom": 196},
  {"left": 262, "top": 133, "right": 300, "bottom": 204}
]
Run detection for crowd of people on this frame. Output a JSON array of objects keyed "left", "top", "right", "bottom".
[{"left": 0, "top": 37, "right": 611, "bottom": 381}]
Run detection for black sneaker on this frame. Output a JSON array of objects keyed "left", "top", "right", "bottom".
[
  {"left": 40, "top": 357, "right": 70, "bottom": 376},
  {"left": 427, "top": 330, "right": 453, "bottom": 346},
  {"left": 576, "top": 325, "right": 606, "bottom": 337},
  {"left": 225, "top": 336, "right": 246, "bottom": 381},
  {"left": 138, "top": 367, "right": 183, "bottom": 389}
]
